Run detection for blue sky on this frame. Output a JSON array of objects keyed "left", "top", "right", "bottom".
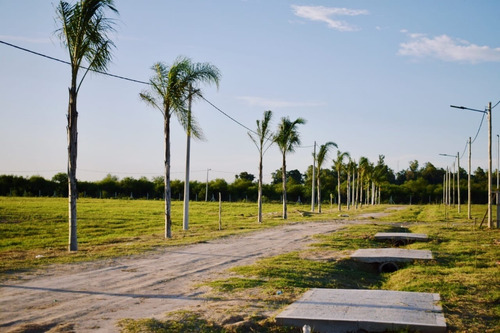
[{"left": 1, "top": 0, "right": 500, "bottom": 184}]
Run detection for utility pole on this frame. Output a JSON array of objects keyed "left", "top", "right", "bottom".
[
  {"left": 451, "top": 103, "right": 493, "bottom": 228},
  {"left": 440, "top": 153, "right": 461, "bottom": 213},
  {"left": 457, "top": 152, "right": 461, "bottom": 213},
  {"left": 497, "top": 134, "right": 499, "bottom": 190},
  {"left": 468, "top": 137, "right": 472, "bottom": 220},
  {"left": 488, "top": 102, "right": 492, "bottom": 228},
  {"left": 311, "top": 141, "right": 316, "bottom": 212},
  {"left": 205, "top": 168, "right": 211, "bottom": 202}
]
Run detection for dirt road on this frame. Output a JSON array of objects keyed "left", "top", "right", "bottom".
[{"left": 0, "top": 220, "right": 356, "bottom": 332}]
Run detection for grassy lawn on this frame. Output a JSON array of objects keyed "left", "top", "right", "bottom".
[
  {"left": 1, "top": 198, "right": 499, "bottom": 332},
  {"left": 0, "top": 197, "right": 359, "bottom": 274},
  {"left": 121, "top": 205, "right": 498, "bottom": 333}
]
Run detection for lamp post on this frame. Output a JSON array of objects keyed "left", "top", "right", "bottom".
[
  {"left": 440, "top": 153, "right": 460, "bottom": 213},
  {"left": 451, "top": 103, "right": 493, "bottom": 228}
]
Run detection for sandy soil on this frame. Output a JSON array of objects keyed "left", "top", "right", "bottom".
[{"left": 0, "top": 220, "right": 360, "bottom": 332}]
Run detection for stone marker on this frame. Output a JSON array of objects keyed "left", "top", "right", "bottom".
[{"left": 276, "top": 288, "right": 446, "bottom": 333}]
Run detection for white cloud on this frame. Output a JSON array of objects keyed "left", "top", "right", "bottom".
[
  {"left": 398, "top": 32, "right": 500, "bottom": 63},
  {"left": 237, "top": 96, "right": 324, "bottom": 109},
  {"left": 291, "top": 5, "right": 368, "bottom": 32}
]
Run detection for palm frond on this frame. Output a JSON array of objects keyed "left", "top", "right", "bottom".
[{"left": 56, "top": 0, "right": 118, "bottom": 91}]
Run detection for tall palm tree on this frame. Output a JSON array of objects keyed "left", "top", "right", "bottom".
[
  {"left": 56, "top": 0, "right": 118, "bottom": 251},
  {"left": 248, "top": 110, "right": 274, "bottom": 223},
  {"left": 358, "top": 156, "right": 369, "bottom": 207},
  {"left": 182, "top": 61, "right": 221, "bottom": 231},
  {"left": 274, "top": 117, "right": 306, "bottom": 219},
  {"left": 333, "top": 150, "right": 350, "bottom": 211},
  {"left": 316, "top": 141, "right": 337, "bottom": 213},
  {"left": 140, "top": 57, "right": 197, "bottom": 238}
]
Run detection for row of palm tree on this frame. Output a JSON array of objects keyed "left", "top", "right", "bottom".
[
  {"left": 55, "top": 0, "right": 384, "bottom": 250},
  {"left": 249, "top": 112, "right": 306, "bottom": 222},
  {"left": 57, "top": 0, "right": 222, "bottom": 249},
  {"left": 333, "top": 154, "right": 388, "bottom": 211}
]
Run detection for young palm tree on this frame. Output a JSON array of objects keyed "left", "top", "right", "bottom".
[
  {"left": 56, "top": 0, "right": 118, "bottom": 251},
  {"left": 140, "top": 57, "right": 201, "bottom": 238},
  {"left": 316, "top": 141, "right": 337, "bottom": 213},
  {"left": 274, "top": 117, "right": 306, "bottom": 219},
  {"left": 248, "top": 110, "right": 274, "bottom": 223},
  {"left": 182, "top": 61, "right": 221, "bottom": 231},
  {"left": 333, "top": 150, "right": 350, "bottom": 211}
]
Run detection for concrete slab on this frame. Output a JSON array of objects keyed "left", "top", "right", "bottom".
[
  {"left": 276, "top": 288, "right": 446, "bottom": 333},
  {"left": 375, "top": 232, "right": 429, "bottom": 243},
  {"left": 350, "top": 248, "right": 433, "bottom": 263}
]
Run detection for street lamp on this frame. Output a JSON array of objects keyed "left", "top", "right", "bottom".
[
  {"left": 451, "top": 103, "right": 493, "bottom": 228},
  {"left": 440, "top": 153, "right": 460, "bottom": 213}
]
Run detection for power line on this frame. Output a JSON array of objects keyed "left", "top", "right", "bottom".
[
  {"left": 0, "top": 39, "right": 256, "bottom": 134},
  {"left": 492, "top": 99, "right": 500, "bottom": 109},
  {"left": 471, "top": 110, "right": 486, "bottom": 144}
]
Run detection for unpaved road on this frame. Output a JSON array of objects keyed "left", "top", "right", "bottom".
[{"left": 0, "top": 220, "right": 358, "bottom": 332}]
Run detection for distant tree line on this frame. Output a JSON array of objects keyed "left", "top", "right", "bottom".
[{"left": 0, "top": 158, "right": 493, "bottom": 204}]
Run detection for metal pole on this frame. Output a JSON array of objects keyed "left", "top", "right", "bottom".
[
  {"left": 457, "top": 152, "right": 461, "bottom": 213},
  {"left": 205, "top": 168, "right": 211, "bottom": 202},
  {"left": 468, "top": 137, "right": 472, "bottom": 220},
  {"left": 311, "top": 141, "right": 316, "bottom": 212}
]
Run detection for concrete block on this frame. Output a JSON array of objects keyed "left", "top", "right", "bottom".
[{"left": 276, "top": 288, "right": 446, "bottom": 333}]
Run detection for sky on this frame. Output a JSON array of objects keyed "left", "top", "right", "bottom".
[{"left": 1, "top": 0, "right": 500, "bottom": 184}]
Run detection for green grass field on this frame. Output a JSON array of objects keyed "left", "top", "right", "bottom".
[
  {"left": 1, "top": 197, "right": 499, "bottom": 332},
  {"left": 0, "top": 197, "right": 360, "bottom": 273}
]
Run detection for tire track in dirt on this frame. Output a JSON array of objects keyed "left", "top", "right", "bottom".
[{"left": 0, "top": 220, "right": 359, "bottom": 332}]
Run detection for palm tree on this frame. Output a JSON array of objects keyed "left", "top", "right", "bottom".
[
  {"left": 182, "top": 61, "right": 221, "bottom": 231},
  {"left": 358, "top": 156, "right": 369, "bottom": 207},
  {"left": 333, "top": 150, "right": 350, "bottom": 211},
  {"left": 56, "top": 0, "right": 118, "bottom": 251},
  {"left": 248, "top": 110, "right": 274, "bottom": 223},
  {"left": 274, "top": 117, "right": 306, "bottom": 219},
  {"left": 140, "top": 57, "right": 198, "bottom": 238},
  {"left": 316, "top": 141, "right": 337, "bottom": 213}
]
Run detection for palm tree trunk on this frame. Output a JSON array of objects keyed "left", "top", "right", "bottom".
[
  {"left": 183, "top": 92, "right": 193, "bottom": 231},
  {"left": 164, "top": 114, "right": 172, "bottom": 238},
  {"left": 352, "top": 170, "right": 357, "bottom": 209},
  {"left": 360, "top": 178, "right": 363, "bottom": 207},
  {"left": 257, "top": 151, "right": 263, "bottom": 223},
  {"left": 67, "top": 86, "right": 78, "bottom": 251},
  {"left": 347, "top": 171, "right": 351, "bottom": 210},
  {"left": 282, "top": 153, "right": 287, "bottom": 219},
  {"left": 337, "top": 175, "right": 341, "bottom": 212},
  {"left": 371, "top": 181, "right": 375, "bottom": 205},
  {"left": 182, "top": 131, "right": 190, "bottom": 230},
  {"left": 317, "top": 171, "right": 322, "bottom": 213}
]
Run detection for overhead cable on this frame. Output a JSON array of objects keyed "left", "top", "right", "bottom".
[{"left": 0, "top": 40, "right": 256, "bottom": 134}]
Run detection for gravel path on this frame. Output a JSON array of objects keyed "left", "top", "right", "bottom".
[{"left": 0, "top": 220, "right": 358, "bottom": 332}]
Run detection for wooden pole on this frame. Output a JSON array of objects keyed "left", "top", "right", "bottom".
[
  {"left": 488, "top": 102, "right": 492, "bottom": 228},
  {"left": 457, "top": 152, "right": 461, "bottom": 213},
  {"left": 218, "top": 192, "right": 222, "bottom": 230},
  {"left": 468, "top": 137, "right": 472, "bottom": 220}
]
